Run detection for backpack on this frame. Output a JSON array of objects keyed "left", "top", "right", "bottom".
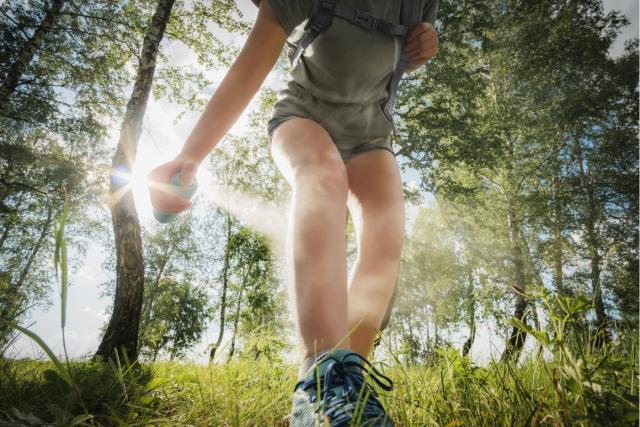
[{"left": 253, "top": 0, "right": 426, "bottom": 119}]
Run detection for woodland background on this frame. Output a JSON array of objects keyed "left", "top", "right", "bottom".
[{"left": 0, "top": 0, "right": 637, "bottom": 425}]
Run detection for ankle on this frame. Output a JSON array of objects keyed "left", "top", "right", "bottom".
[{"left": 298, "top": 347, "right": 356, "bottom": 379}]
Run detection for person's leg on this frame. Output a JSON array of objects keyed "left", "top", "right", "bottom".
[
  {"left": 270, "top": 117, "right": 350, "bottom": 359},
  {"left": 345, "top": 148, "right": 405, "bottom": 357}
]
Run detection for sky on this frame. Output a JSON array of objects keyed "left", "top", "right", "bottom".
[{"left": 7, "top": 0, "right": 638, "bottom": 364}]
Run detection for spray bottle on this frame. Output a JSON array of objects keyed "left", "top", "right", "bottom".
[{"left": 152, "top": 172, "right": 197, "bottom": 223}]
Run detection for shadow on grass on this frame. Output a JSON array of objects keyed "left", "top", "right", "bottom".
[{"left": 0, "top": 357, "right": 154, "bottom": 426}]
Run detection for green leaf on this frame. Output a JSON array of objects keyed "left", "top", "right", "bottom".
[
  {"left": 60, "top": 237, "right": 68, "bottom": 328},
  {"left": 509, "top": 317, "right": 550, "bottom": 346},
  {"left": 564, "top": 376, "right": 583, "bottom": 396},
  {"left": 5, "top": 322, "right": 73, "bottom": 387},
  {"left": 144, "top": 376, "right": 170, "bottom": 391},
  {"left": 68, "top": 414, "right": 94, "bottom": 426},
  {"left": 176, "top": 373, "right": 199, "bottom": 384},
  {"left": 53, "top": 196, "right": 70, "bottom": 328}
]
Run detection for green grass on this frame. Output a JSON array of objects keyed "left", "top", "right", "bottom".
[
  {"left": 1, "top": 206, "right": 636, "bottom": 426},
  {"left": 1, "top": 342, "right": 637, "bottom": 426}
]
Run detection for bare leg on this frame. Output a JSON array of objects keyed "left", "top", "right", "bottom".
[
  {"left": 345, "top": 149, "right": 405, "bottom": 357},
  {"left": 270, "top": 118, "right": 350, "bottom": 359}
]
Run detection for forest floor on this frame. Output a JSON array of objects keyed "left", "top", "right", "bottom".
[{"left": 0, "top": 343, "right": 637, "bottom": 427}]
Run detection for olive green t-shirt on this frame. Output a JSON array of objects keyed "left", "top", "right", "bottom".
[{"left": 266, "top": 0, "right": 439, "bottom": 105}]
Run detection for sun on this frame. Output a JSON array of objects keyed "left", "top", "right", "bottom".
[
  {"left": 109, "top": 164, "right": 155, "bottom": 223},
  {"left": 130, "top": 166, "right": 155, "bottom": 223}
]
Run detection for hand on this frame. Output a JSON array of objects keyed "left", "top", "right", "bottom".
[
  {"left": 147, "top": 155, "right": 199, "bottom": 215},
  {"left": 404, "top": 22, "right": 439, "bottom": 72}
]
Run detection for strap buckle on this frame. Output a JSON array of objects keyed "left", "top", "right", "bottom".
[
  {"left": 352, "top": 10, "right": 378, "bottom": 31},
  {"left": 308, "top": 0, "right": 336, "bottom": 33},
  {"left": 319, "top": 0, "right": 336, "bottom": 10}
]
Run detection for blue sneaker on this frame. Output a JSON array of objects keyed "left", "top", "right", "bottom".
[{"left": 291, "top": 348, "right": 394, "bottom": 427}]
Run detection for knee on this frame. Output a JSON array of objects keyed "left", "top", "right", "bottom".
[
  {"left": 358, "top": 218, "right": 405, "bottom": 268},
  {"left": 292, "top": 151, "right": 348, "bottom": 202}
]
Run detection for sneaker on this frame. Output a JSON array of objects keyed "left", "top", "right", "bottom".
[{"left": 290, "top": 348, "right": 394, "bottom": 427}]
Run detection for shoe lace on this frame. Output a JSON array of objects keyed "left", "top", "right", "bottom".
[{"left": 295, "top": 352, "right": 394, "bottom": 425}]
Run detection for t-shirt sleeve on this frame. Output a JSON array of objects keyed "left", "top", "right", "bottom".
[
  {"left": 265, "top": 0, "right": 318, "bottom": 36},
  {"left": 421, "top": 0, "right": 439, "bottom": 25}
]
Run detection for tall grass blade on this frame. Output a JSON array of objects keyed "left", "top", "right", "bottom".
[
  {"left": 60, "top": 236, "right": 68, "bottom": 328},
  {"left": 5, "top": 322, "right": 73, "bottom": 387},
  {"left": 68, "top": 414, "right": 94, "bottom": 426},
  {"left": 53, "top": 198, "right": 69, "bottom": 328}
]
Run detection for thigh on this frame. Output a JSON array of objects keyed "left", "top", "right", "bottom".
[
  {"left": 346, "top": 149, "right": 405, "bottom": 256},
  {"left": 270, "top": 117, "right": 346, "bottom": 185}
]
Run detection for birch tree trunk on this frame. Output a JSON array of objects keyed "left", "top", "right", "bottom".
[
  {"left": 95, "top": 0, "right": 175, "bottom": 361},
  {"left": 0, "top": 223, "right": 13, "bottom": 251},
  {"left": 462, "top": 272, "right": 476, "bottom": 357},
  {"left": 501, "top": 204, "right": 528, "bottom": 362},
  {"left": 141, "top": 246, "right": 172, "bottom": 328},
  {"left": 209, "top": 213, "right": 233, "bottom": 363},
  {"left": 227, "top": 277, "right": 246, "bottom": 363},
  {"left": 0, "top": 0, "right": 67, "bottom": 112},
  {"left": 0, "top": 205, "right": 53, "bottom": 343},
  {"left": 1, "top": 205, "right": 53, "bottom": 303},
  {"left": 573, "top": 140, "right": 609, "bottom": 341},
  {"left": 551, "top": 168, "right": 564, "bottom": 295},
  {"left": 425, "top": 304, "right": 430, "bottom": 348},
  {"left": 433, "top": 305, "right": 439, "bottom": 348},
  {"left": 520, "top": 230, "right": 546, "bottom": 356}
]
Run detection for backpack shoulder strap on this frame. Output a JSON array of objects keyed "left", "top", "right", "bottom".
[
  {"left": 333, "top": 4, "right": 408, "bottom": 37},
  {"left": 291, "top": 1, "right": 411, "bottom": 69},
  {"left": 384, "top": 0, "right": 426, "bottom": 118},
  {"left": 291, "top": 0, "right": 337, "bottom": 68}
]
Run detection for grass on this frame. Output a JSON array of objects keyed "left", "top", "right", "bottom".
[
  {"left": 0, "top": 340, "right": 637, "bottom": 426},
  {"left": 1, "top": 195, "right": 637, "bottom": 426}
]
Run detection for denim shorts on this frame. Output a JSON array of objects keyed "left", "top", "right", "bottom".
[{"left": 267, "top": 82, "right": 396, "bottom": 163}]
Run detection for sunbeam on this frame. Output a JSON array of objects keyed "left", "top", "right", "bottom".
[{"left": 143, "top": 165, "right": 288, "bottom": 254}]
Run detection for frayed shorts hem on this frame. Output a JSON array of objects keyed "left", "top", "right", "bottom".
[{"left": 267, "top": 116, "right": 395, "bottom": 164}]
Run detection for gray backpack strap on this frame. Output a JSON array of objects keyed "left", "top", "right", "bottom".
[
  {"left": 291, "top": 0, "right": 337, "bottom": 68},
  {"left": 384, "top": 0, "right": 426, "bottom": 119},
  {"left": 333, "top": 4, "right": 408, "bottom": 37},
  {"left": 292, "top": 1, "right": 411, "bottom": 68}
]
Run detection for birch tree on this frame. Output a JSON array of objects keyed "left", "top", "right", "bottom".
[
  {"left": 95, "top": 0, "right": 176, "bottom": 361},
  {"left": 96, "top": 0, "right": 243, "bottom": 361}
]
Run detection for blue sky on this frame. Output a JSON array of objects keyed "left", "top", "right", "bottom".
[{"left": 7, "top": 0, "right": 638, "bottom": 364}]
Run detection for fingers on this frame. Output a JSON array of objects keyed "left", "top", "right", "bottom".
[
  {"left": 403, "top": 22, "right": 438, "bottom": 64},
  {"left": 162, "top": 196, "right": 192, "bottom": 213},
  {"left": 148, "top": 180, "right": 193, "bottom": 213},
  {"left": 148, "top": 158, "right": 180, "bottom": 184},
  {"left": 406, "top": 21, "right": 434, "bottom": 42},
  {"left": 147, "top": 157, "right": 198, "bottom": 215}
]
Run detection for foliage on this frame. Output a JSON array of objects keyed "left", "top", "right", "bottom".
[
  {"left": 140, "top": 277, "right": 211, "bottom": 361},
  {"left": 232, "top": 228, "right": 289, "bottom": 361},
  {"left": 0, "top": 0, "right": 139, "bottom": 346},
  {"left": 391, "top": 0, "right": 638, "bottom": 360},
  {"left": 1, "top": 198, "right": 74, "bottom": 386},
  {"left": 137, "top": 214, "right": 206, "bottom": 360},
  {"left": 0, "top": 358, "right": 153, "bottom": 426},
  {"left": 0, "top": 0, "right": 636, "bottom": 424},
  {"left": 0, "top": 327, "right": 636, "bottom": 426},
  {"left": 204, "top": 88, "right": 290, "bottom": 363}
]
